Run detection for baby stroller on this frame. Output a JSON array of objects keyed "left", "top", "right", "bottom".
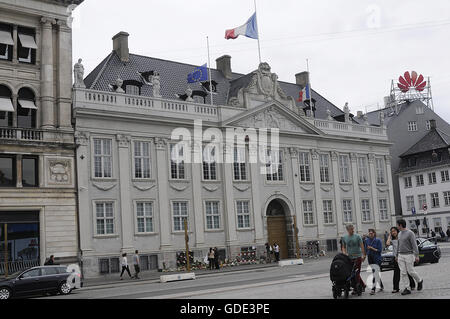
[{"left": 330, "top": 253, "right": 363, "bottom": 299}]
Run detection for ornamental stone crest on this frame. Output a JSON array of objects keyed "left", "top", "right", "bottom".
[
  {"left": 236, "top": 106, "right": 305, "bottom": 132},
  {"left": 48, "top": 159, "right": 72, "bottom": 185}
]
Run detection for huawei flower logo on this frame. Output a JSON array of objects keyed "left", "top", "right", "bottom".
[{"left": 397, "top": 71, "right": 427, "bottom": 93}]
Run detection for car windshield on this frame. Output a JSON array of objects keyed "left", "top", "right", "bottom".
[{"left": 384, "top": 245, "right": 393, "bottom": 252}]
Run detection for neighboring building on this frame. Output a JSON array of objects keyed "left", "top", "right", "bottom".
[
  {"left": 0, "top": 0, "right": 83, "bottom": 274},
  {"left": 354, "top": 100, "right": 450, "bottom": 216},
  {"left": 397, "top": 119, "right": 450, "bottom": 236},
  {"left": 73, "top": 32, "right": 395, "bottom": 278}
]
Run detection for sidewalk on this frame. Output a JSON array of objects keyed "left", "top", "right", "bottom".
[{"left": 81, "top": 256, "right": 333, "bottom": 290}]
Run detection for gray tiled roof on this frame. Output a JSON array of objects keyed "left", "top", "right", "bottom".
[
  {"left": 400, "top": 128, "right": 450, "bottom": 157},
  {"left": 84, "top": 51, "right": 344, "bottom": 120}
]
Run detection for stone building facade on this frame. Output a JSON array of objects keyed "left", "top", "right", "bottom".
[
  {"left": 74, "top": 32, "right": 396, "bottom": 278},
  {"left": 0, "top": 0, "right": 83, "bottom": 273}
]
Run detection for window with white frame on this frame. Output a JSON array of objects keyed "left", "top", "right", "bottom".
[
  {"left": 126, "top": 85, "right": 140, "bottom": 95},
  {"left": 379, "top": 199, "right": 389, "bottom": 221},
  {"left": 406, "top": 196, "right": 415, "bottom": 212},
  {"left": 404, "top": 176, "right": 412, "bottom": 188},
  {"left": 431, "top": 193, "right": 440, "bottom": 208},
  {"left": 205, "top": 201, "right": 220, "bottom": 230},
  {"left": 172, "top": 201, "right": 188, "bottom": 232},
  {"left": 134, "top": 141, "right": 151, "bottom": 179},
  {"left": 408, "top": 121, "right": 417, "bottom": 131},
  {"left": 338, "top": 154, "right": 350, "bottom": 183},
  {"left": 357, "top": 156, "right": 369, "bottom": 184},
  {"left": 170, "top": 143, "right": 185, "bottom": 179},
  {"left": 93, "top": 138, "right": 112, "bottom": 178},
  {"left": 323, "top": 200, "right": 334, "bottom": 224},
  {"left": 302, "top": 200, "right": 314, "bottom": 225},
  {"left": 136, "top": 202, "right": 153, "bottom": 233},
  {"left": 299, "top": 152, "right": 311, "bottom": 182},
  {"left": 203, "top": 145, "right": 217, "bottom": 180},
  {"left": 433, "top": 217, "right": 442, "bottom": 232},
  {"left": 319, "top": 154, "right": 330, "bottom": 183},
  {"left": 443, "top": 191, "right": 450, "bottom": 206},
  {"left": 236, "top": 200, "right": 250, "bottom": 229},
  {"left": 375, "top": 157, "right": 386, "bottom": 184},
  {"left": 342, "top": 200, "right": 353, "bottom": 223},
  {"left": 361, "top": 199, "right": 371, "bottom": 222},
  {"left": 233, "top": 147, "right": 247, "bottom": 180},
  {"left": 441, "top": 170, "right": 450, "bottom": 182},
  {"left": 265, "top": 149, "right": 283, "bottom": 181},
  {"left": 416, "top": 174, "right": 424, "bottom": 187},
  {"left": 95, "top": 202, "right": 114, "bottom": 235},
  {"left": 428, "top": 172, "right": 437, "bottom": 184},
  {"left": 418, "top": 194, "right": 427, "bottom": 210},
  {"left": 0, "top": 26, "right": 13, "bottom": 61}
]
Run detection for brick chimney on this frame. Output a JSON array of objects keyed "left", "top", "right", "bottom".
[
  {"left": 112, "top": 31, "right": 129, "bottom": 62},
  {"left": 295, "top": 72, "right": 309, "bottom": 90},
  {"left": 216, "top": 55, "right": 232, "bottom": 79}
]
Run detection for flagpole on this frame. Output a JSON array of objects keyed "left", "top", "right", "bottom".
[
  {"left": 207, "top": 36, "right": 214, "bottom": 106},
  {"left": 307, "top": 58, "right": 313, "bottom": 117},
  {"left": 254, "top": 0, "right": 262, "bottom": 63}
]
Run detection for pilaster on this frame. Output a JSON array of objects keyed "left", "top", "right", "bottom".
[
  {"left": 350, "top": 153, "right": 362, "bottom": 233},
  {"left": 40, "top": 17, "right": 56, "bottom": 129}
]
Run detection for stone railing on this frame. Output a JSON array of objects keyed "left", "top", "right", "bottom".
[
  {"left": 312, "top": 119, "right": 387, "bottom": 140},
  {"left": 0, "top": 127, "right": 44, "bottom": 141},
  {"left": 74, "top": 89, "right": 219, "bottom": 121}
]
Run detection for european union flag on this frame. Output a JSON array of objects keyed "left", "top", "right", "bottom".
[{"left": 187, "top": 64, "right": 208, "bottom": 83}]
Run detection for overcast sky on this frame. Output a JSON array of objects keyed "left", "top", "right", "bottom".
[{"left": 72, "top": 0, "right": 450, "bottom": 121}]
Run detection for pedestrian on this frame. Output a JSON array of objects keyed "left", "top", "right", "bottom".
[
  {"left": 447, "top": 227, "right": 450, "bottom": 242},
  {"left": 265, "top": 243, "right": 272, "bottom": 263},
  {"left": 273, "top": 243, "right": 280, "bottom": 262},
  {"left": 365, "top": 229, "right": 384, "bottom": 295},
  {"left": 315, "top": 240, "right": 320, "bottom": 258},
  {"left": 439, "top": 229, "right": 446, "bottom": 241},
  {"left": 383, "top": 231, "right": 389, "bottom": 248},
  {"left": 133, "top": 250, "right": 140, "bottom": 279},
  {"left": 396, "top": 219, "right": 423, "bottom": 295},
  {"left": 341, "top": 224, "right": 367, "bottom": 295},
  {"left": 430, "top": 229, "right": 436, "bottom": 239},
  {"left": 386, "top": 226, "right": 416, "bottom": 293},
  {"left": 44, "top": 255, "right": 55, "bottom": 265},
  {"left": 208, "top": 248, "right": 215, "bottom": 270},
  {"left": 120, "top": 253, "right": 132, "bottom": 280},
  {"left": 213, "top": 247, "right": 220, "bottom": 270}
]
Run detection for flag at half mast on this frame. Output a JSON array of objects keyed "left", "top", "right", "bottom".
[{"left": 225, "top": 12, "right": 258, "bottom": 40}]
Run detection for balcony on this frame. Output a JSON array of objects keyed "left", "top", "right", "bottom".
[
  {"left": 311, "top": 118, "right": 387, "bottom": 141},
  {"left": 0, "top": 127, "right": 44, "bottom": 141}
]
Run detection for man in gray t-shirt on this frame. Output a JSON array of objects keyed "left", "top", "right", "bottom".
[
  {"left": 396, "top": 219, "right": 423, "bottom": 295},
  {"left": 133, "top": 250, "right": 140, "bottom": 279}
]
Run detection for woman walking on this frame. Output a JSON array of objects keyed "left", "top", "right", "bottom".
[
  {"left": 386, "top": 227, "right": 416, "bottom": 293},
  {"left": 120, "top": 253, "right": 132, "bottom": 280},
  {"left": 208, "top": 248, "right": 215, "bottom": 270}
]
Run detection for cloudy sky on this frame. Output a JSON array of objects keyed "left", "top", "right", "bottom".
[{"left": 72, "top": 0, "right": 450, "bottom": 120}]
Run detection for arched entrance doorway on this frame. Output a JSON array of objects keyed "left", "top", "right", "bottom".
[{"left": 266, "top": 199, "right": 294, "bottom": 260}]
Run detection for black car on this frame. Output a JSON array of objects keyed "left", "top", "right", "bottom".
[
  {"left": 0, "top": 266, "right": 82, "bottom": 300},
  {"left": 380, "top": 238, "right": 441, "bottom": 271}
]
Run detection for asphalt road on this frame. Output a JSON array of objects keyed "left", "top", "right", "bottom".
[{"left": 38, "top": 243, "right": 450, "bottom": 299}]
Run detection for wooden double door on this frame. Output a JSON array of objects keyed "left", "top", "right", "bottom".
[{"left": 267, "top": 216, "right": 288, "bottom": 260}]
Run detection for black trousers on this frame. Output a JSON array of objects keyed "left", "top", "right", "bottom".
[
  {"left": 134, "top": 264, "right": 140, "bottom": 277},
  {"left": 393, "top": 260, "right": 415, "bottom": 290},
  {"left": 274, "top": 252, "right": 280, "bottom": 261},
  {"left": 120, "top": 265, "right": 132, "bottom": 277}
]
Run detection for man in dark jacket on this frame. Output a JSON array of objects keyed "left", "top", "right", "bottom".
[
  {"left": 365, "top": 229, "right": 384, "bottom": 295},
  {"left": 447, "top": 227, "right": 450, "bottom": 242},
  {"left": 44, "top": 255, "right": 55, "bottom": 265}
]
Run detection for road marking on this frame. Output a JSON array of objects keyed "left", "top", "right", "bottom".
[{"left": 140, "top": 273, "right": 329, "bottom": 299}]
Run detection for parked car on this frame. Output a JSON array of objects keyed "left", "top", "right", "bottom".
[
  {"left": 380, "top": 238, "right": 441, "bottom": 271},
  {"left": 0, "top": 265, "right": 82, "bottom": 300}
]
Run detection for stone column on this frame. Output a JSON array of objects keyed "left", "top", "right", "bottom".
[
  {"left": 368, "top": 154, "right": 380, "bottom": 231},
  {"left": 311, "top": 149, "right": 325, "bottom": 237},
  {"left": 191, "top": 140, "right": 204, "bottom": 246},
  {"left": 75, "top": 131, "right": 93, "bottom": 252},
  {"left": 155, "top": 138, "right": 172, "bottom": 249},
  {"left": 385, "top": 155, "right": 397, "bottom": 226},
  {"left": 223, "top": 144, "right": 237, "bottom": 245},
  {"left": 350, "top": 153, "right": 362, "bottom": 233},
  {"left": 12, "top": 25, "right": 18, "bottom": 63},
  {"left": 331, "top": 152, "right": 344, "bottom": 236},
  {"left": 249, "top": 143, "right": 264, "bottom": 244},
  {"left": 12, "top": 93, "right": 17, "bottom": 127},
  {"left": 56, "top": 21, "right": 73, "bottom": 130},
  {"left": 289, "top": 147, "right": 304, "bottom": 240},
  {"left": 16, "top": 154, "right": 22, "bottom": 188},
  {"left": 117, "top": 134, "right": 134, "bottom": 252},
  {"left": 40, "top": 17, "right": 56, "bottom": 129}
]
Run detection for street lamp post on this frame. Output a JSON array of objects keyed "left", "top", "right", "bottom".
[
  {"left": 184, "top": 219, "right": 190, "bottom": 272},
  {"left": 3, "top": 223, "right": 8, "bottom": 278}
]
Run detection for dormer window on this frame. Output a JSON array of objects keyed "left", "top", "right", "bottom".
[
  {"left": 0, "top": 25, "right": 14, "bottom": 61},
  {"left": 407, "top": 157, "right": 417, "bottom": 168},
  {"left": 17, "top": 27, "right": 37, "bottom": 64},
  {"left": 122, "top": 80, "right": 142, "bottom": 96}
]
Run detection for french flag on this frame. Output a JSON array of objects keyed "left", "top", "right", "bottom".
[
  {"left": 298, "top": 84, "right": 311, "bottom": 102},
  {"left": 225, "top": 13, "right": 259, "bottom": 40}
]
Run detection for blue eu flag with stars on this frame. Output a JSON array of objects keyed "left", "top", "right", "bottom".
[{"left": 187, "top": 64, "right": 208, "bottom": 83}]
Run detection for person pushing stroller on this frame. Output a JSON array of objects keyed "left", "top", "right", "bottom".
[{"left": 341, "top": 224, "right": 367, "bottom": 295}]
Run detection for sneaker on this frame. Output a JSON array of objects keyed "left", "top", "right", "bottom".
[
  {"left": 401, "top": 289, "right": 411, "bottom": 295},
  {"left": 120, "top": 277, "right": 123, "bottom": 280},
  {"left": 418, "top": 280, "right": 423, "bottom": 291},
  {"left": 392, "top": 289, "right": 400, "bottom": 293},
  {"left": 370, "top": 289, "right": 376, "bottom": 295}
]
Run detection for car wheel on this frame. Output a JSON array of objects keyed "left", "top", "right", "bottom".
[
  {"left": 0, "top": 287, "right": 12, "bottom": 300},
  {"left": 59, "top": 282, "right": 72, "bottom": 295}
]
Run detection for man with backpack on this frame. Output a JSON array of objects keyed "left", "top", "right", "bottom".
[{"left": 341, "top": 224, "right": 367, "bottom": 294}]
